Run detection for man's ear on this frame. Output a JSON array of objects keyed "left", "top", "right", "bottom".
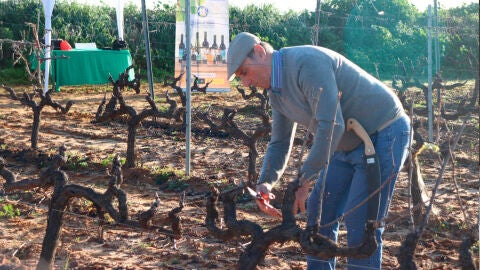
[{"left": 253, "top": 44, "right": 266, "bottom": 58}]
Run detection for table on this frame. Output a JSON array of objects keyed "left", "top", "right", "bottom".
[{"left": 32, "top": 49, "right": 134, "bottom": 91}]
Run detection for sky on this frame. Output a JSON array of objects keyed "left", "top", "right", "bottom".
[{"left": 73, "top": 0, "right": 478, "bottom": 12}]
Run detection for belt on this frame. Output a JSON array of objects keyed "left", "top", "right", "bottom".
[{"left": 376, "top": 112, "right": 406, "bottom": 132}]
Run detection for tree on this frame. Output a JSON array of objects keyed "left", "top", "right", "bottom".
[
  {"left": 343, "top": 0, "right": 422, "bottom": 78},
  {"left": 441, "top": 3, "right": 479, "bottom": 79}
]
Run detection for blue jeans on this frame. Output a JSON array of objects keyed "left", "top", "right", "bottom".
[{"left": 306, "top": 115, "right": 411, "bottom": 269}]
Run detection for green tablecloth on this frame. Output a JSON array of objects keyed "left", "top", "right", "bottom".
[{"left": 32, "top": 49, "right": 134, "bottom": 91}]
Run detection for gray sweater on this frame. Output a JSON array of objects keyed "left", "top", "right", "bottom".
[{"left": 258, "top": 45, "right": 404, "bottom": 185}]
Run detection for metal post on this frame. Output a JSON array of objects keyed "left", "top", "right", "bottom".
[
  {"left": 312, "top": 0, "right": 321, "bottom": 46},
  {"left": 185, "top": 0, "right": 192, "bottom": 175},
  {"left": 41, "top": 0, "right": 56, "bottom": 94},
  {"left": 433, "top": 0, "right": 440, "bottom": 73},
  {"left": 141, "top": 0, "right": 154, "bottom": 97},
  {"left": 427, "top": 5, "right": 433, "bottom": 142},
  {"left": 36, "top": 4, "right": 42, "bottom": 85}
]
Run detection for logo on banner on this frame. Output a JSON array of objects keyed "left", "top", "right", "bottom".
[{"left": 197, "top": 6, "right": 209, "bottom": 17}]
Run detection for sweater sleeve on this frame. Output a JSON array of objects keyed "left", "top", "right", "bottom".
[
  {"left": 257, "top": 108, "right": 297, "bottom": 185},
  {"left": 297, "top": 52, "right": 346, "bottom": 181},
  {"left": 301, "top": 115, "right": 345, "bottom": 182}
]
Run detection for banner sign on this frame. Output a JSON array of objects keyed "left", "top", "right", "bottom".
[{"left": 175, "top": 0, "right": 230, "bottom": 92}]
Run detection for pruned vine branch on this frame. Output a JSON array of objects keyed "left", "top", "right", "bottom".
[
  {"left": 0, "top": 146, "right": 184, "bottom": 270},
  {"left": 206, "top": 179, "right": 378, "bottom": 269},
  {"left": 397, "top": 114, "right": 477, "bottom": 270},
  {"left": 1, "top": 84, "right": 74, "bottom": 149},
  {"left": 163, "top": 73, "right": 213, "bottom": 107},
  {"left": 196, "top": 86, "right": 271, "bottom": 186},
  {"left": 93, "top": 65, "right": 181, "bottom": 168}
]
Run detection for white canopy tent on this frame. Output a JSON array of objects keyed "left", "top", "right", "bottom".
[
  {"left": 40, "top": 0, "right": 125, "bottom": 94},
  {"left": 116, "top": 0, "right": 125, "bottom": 40}
]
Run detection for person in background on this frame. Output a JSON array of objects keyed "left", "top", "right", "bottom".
[{"left": 227, "top": 32, "right": 411, "bottom": 269}]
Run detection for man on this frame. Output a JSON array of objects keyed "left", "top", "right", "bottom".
[{"left": 227, "top": 32, "right": 411, "bottom": 269}]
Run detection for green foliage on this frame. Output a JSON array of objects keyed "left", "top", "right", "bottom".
[
  {"left": 101, "top": 154, "right": 126, "bottom": 167},
  {"left": 152, "top": 166, "right": 184, "bottom": 185},
  {"left": 0, "top": 0, "right": 477, "bottom": 82},
  {"left": 0, "top": 67, "right": 31, "bottom": 85},
  {"left": 151, "top": 166, "right": 190, "bottom": 191},
  {"left": 0, "top": 204, "right": 21, "bottom": 219},
  {"left": 440, "top": 3, "right": 479, "bottom": 79},
  {"left": 154, "top": 170, "right": 175, "bottom": 185},
  {"left": 229, "top": 4, "right": 311, "bottom": 49},
  {"left": 66, "top": 151, "right": 89, "bottom": 170},
  {"left": 166, "top": 178, "right": 189, "bottom": 191},
  {"left": 53, "top": 2, "right": 116, "bottom": 47},
  {"left": 343, "top": 0, "right": 424, "bottom": 78}
]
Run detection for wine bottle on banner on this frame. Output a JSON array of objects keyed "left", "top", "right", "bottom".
[
  {"left": 211, "top": 34, "right": 218, "bottom": 64},
  {"left": 202, "top": 31, "right": 209, "bottom": 64},
  {"left": 191, "top": 43, "right": 197, "bottom": 61},
  {"left": 195, "top": 32, "right": 201, "bottom": 64},
  {"left": 178, "top": 34, "right": 185, "bottom": 62},
  {"left": 219, "top": 34, "right": 226, "bottom": 64}
]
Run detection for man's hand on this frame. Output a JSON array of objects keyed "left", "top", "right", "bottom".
[
  {"left": 255, "top": 183, "right": 282, "bottom": 218},
  {"left": 293, "top": 175, "right": 311, "bottom": 215},
  {"left": 293, "top": 184, "right": 309, "bottom": 215}
]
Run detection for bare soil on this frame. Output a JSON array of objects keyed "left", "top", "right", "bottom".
[{"left": 0, "top": 82, "right": 478, "bottom": 269}]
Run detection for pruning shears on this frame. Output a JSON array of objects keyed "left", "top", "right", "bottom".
[{"left": 246, "top": 186, "right": 282, "bottom": 218}]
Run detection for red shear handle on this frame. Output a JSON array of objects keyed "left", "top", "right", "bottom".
[{"left": 256, "top": 192, "right": 282, "bottom": 218}]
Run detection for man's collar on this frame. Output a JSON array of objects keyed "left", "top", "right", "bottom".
[{"left": 270, "top": 50, "right": 283, "bottom": 92}]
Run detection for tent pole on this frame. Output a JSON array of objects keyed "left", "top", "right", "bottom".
[{"left": 141, "top": 0, "right": 154, "bottom": 97}]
